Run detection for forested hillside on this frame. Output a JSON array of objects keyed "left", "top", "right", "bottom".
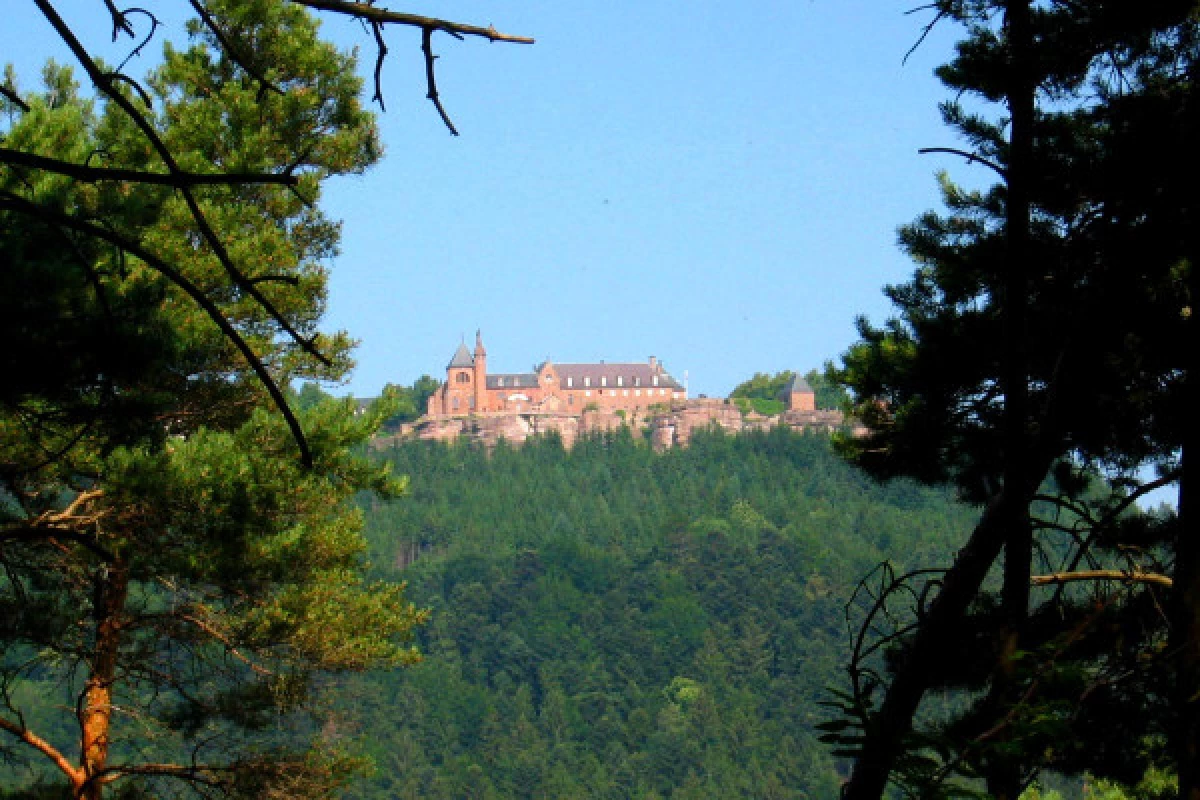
[{"left": 338, "top": 428, "right": 976, "bottom": 798}]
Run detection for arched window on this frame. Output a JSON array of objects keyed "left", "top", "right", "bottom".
[
  {"left": 452, "top": 397, "right": 460, "bottom": 411},
  {"left": 456, "top": 372, "right": 470, "bottom": 384}
]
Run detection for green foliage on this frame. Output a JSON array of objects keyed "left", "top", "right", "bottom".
[
  {"left": 733, "top": 396, "right": 786, "bottom": 416},
  {"left": 731, "top": 371, "right": 795, "bottom": 402},
  {"left": 805, "top": 368, "right": 849, "bottom": 412},
  {"left": 336, "top": 428, "right": 975, "bottom": 798},
  {"left": 731, "top": 370, "right": 846, "bottom": 411},
  {"left": 379, "top": 375, "right": 441, "bottom": 429}
]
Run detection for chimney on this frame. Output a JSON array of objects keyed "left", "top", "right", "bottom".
[{"left": 649, "top": 355, "right": 657, "bottom": 369}]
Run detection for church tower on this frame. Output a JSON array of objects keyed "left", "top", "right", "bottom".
[{"left": 473, "top": 330, "right": 488, "bottom": 412}]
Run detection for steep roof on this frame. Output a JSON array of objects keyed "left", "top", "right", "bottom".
[
  {"left": 447, "top": 342, "right": 474, "bottom": 369},
  {"left": 782, "top": 373, "right": 813, "bottom": 395},
  {"left": 553, "top": 362, "right": 683, "bottom": 390}
]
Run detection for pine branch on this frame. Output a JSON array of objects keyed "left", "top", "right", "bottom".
[
  {"left": 0, "top": 189, "right": 314, "bottom": 467},
  {"left": 0, "top": 714, "right": 84, "bottom": 787}
]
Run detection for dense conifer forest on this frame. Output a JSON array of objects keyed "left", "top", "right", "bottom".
[{"left": 336, "top": 428, "right": 976, "bottom": 798}]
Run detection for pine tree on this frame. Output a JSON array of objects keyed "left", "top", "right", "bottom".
[
  {"left": 829, "top": 2, "right": 1197, "bottom": 797},
  {"left": 0, "top": 4, "right": 440, "bottom": 797}
]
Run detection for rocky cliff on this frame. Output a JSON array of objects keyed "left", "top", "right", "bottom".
[{"left": 374, "top": 400, "right": 851, "bottom": 451}]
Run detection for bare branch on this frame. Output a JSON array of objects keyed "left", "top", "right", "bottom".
[
  {"left": 422, "top": 27, "right": 458, "bottom": 136},
  {"left": 903, "top": 5, "right": 948, "bottom": 65},
  {"left": 1032, "top": 569, "right": 1173, "bottom": 588},
  {"left": 113, "top": 8, "right": 160, "bottom": 74},
  {"left": 0, "top": 85, "right": 30, "bottom": 112},
  {"left": 918, "top": 146, "right": 1008, "bottom": 178},
  {"left": 370, "top": 21, "right": 389, "bottom": 111},
  {"left": 0, "top": 147, "right": 300, "bottom": 188},
  {"left": 288, "top": 0, "right": 535, "bottom": 44},
  {"left": 101, "top": 1, "right": 136, "bottom": 40}
]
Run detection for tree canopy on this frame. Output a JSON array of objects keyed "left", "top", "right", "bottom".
[{"left": 730, "top": 370, "right": 846, "bottom": 412}]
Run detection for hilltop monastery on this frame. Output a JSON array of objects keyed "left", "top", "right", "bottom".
[
  {"left": 389, "top": 332, "right": 838, "bottom": 450},
  {"left": 427, "top": 332, "right": 689, "bottom": 417}
]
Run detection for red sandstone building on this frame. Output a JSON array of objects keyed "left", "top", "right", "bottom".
[{"left": 427, "top": 332, "right": 687, "bottom": 417}]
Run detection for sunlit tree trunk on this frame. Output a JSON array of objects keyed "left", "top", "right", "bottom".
[{"left": 79, "top": 558, "right": 128, "bottom": 800}]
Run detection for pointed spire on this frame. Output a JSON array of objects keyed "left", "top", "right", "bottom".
[
  {"left": 447, "top": 341, "right": 474, "bottom": 369},
  {"left": 474, "top": 329, "right": 486, "bottom": 357}
]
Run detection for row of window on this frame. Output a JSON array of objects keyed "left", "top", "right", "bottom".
[
  {"left": 444, "top": 388, "right": 684, "bottom": 412},
  {"left": 483, "top": 374, "right": 670, "bottom": 390},
  {"left": 580, "top": 389, "right": 675, "bottom": 398},
  {"left": 564, "top": 375, "right": 662, "bottom": 389}
]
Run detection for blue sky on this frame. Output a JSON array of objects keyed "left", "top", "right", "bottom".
[{"left": 8, "top": 2, "right": 974, "bottom": 398}]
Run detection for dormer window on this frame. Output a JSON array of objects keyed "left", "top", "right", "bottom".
[
  {"left": 634, "top": 376, "right": 641, "bottom": 387},
  {"left": 584, "top": 376, "right": 591, "bottom": 388},
  {"left": 601, "top": 376, "right": 607, "bottom": 387},
  {"left": 616, "top": 376, "right": 623, "bottom": 387},
  {"left": 653, "top": 375, "right": 659, "bottom": 387},
  {"left": 567, "top": 377, "right": 574, "bottom": 388},
  {"left": 497, "top": 377, "right": 504, "bottom": 387}
]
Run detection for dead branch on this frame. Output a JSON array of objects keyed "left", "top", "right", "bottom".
[
  {"left": 422, "top": 26, "right": 458, "bottom": 135},
  {"left": 918, "top": 146, "right": 1008, "bottom": 178},
  {"left": 101, "top": 0, "right": 136, "bottom": 40},
  {"left": 1032, "top": 569, "right": 1173, "bottom": 588},
  {"left": 288, "top": 0, "right": 535, "bottom": 44},
  {"left": 0, "top": 84, "right": 30, "bottom": 112},
  {"left": 0, "top": 147, "right": 300, "bottom": 188},
  {"left": 370, "top": 21, "right": 389, "bottom": 111}
]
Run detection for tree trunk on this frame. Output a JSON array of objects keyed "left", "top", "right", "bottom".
[
  {"left": 79, "top": 558, "right": 129, "bottom": 800},
  {"left": 1176, "top": 437, "right": 1199, "bottom": 800},
  {"left": 986, "top": 2, "right": 1035, "bottom": 797},
  {"left": 1169, "top": 51, "right": 1199, "bottom": 800}
]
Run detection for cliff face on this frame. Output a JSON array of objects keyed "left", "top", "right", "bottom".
[{"left": 375, "top": 400, "right": 850, "bottom": 451}]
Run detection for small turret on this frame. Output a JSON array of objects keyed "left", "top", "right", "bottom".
[{"left": 473, "top": 330, "right": 488, "bottom": 412}]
